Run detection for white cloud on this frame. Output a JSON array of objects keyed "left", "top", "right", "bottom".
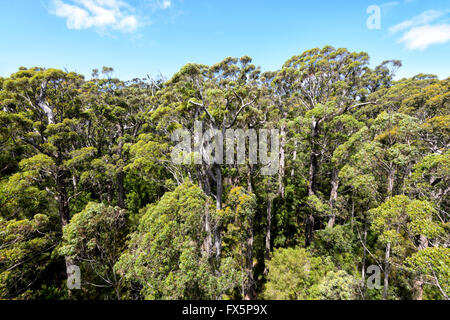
[
  {"left": 146, "top": 0, "right": 172, "bottom": 11},
  {"left": 389, "top": 9, "right": 450, "bottom": 50},
  {"left": 161, "top": 0, "right": 172, "bottom": 9},
  {"left": 398, "top": 24, "right": 450, "bottom": 50},
  {"left": 51, "top": 0, "right": 140, "bottom": 33},
  {"left": 389, "top": 10, "right": 445, "bottom": 33}
]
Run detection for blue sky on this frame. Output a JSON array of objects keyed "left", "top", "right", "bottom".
[{"left": 0, "top": 0, "right": 449, "bottom": 81}]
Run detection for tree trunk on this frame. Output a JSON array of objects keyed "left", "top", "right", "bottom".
[
  {"left": 361, "top": 218, "right": 368, "bottom": 298},
  {"left": 201, "top": 166, "right": 211, "bottom": 196},
  {"left": 383, "top": 242, "right": 391, "bottom": 300},
  {"left": 214, "top": 165, "right": 223, "bottom": 260},
  {"left": 307, "top": 152, "right": 318, "bottom": 197},
  {"left": 58, "top": 189, "right": 73, "bottom": 286},
  {"left": 382, "top": 166, "right": 396, "bottom": 300},
  {"left": 291, "top": 139, "right": 298, "bottom": 177},
  {"left": 56, "top": 168, "right": 71, "bottom": 227},
  {"left": 243, "top": 216, "right": 255, "bottom": 300},
  {"left": 64, "top": 256, "right": 75, "bottom": 298},
  {"left": 278, "top": 122, "right": 286, "bottom": 198},
  {"left": 327, "top": 168, "right": 339, "bottom": 228},
  {"left": 387, "top": 165, "right": 396, "bottom": 197},
  {"left": 57, "top": 189, "right": 70, "bottom": 227},
  {"left": 305, "top": 121, "right": 319, "bottom": 248},
  {"left": 56, "top": 170, "right": 74, "bottom": 297},
  {"left": 37, "top": 79, "right": 55, "bottom": 124},
  {"left": 214, "top": 225, "right": 221, "bottom": 262},
  {"left": 107, "top": 187, "right": 113, "bottom": 205},
  {"left": 214, "top": 166, "right": 223, "bottom": 261},
  {"left": 247, "top": 164, "right": 253, "bottom": 194},
  {"left": 305, "top": 213, "right": 314, "bottom": 248},
  {"left": 412, "top": 235, "right": 428, "bottom": 300},
  {"left": 215, "top": 166, "right": 223, "bottom": 210},
  {"left": 264, "top": 195, "right": 273, "bottom": 275},
  {"left": 203, "top": 203, "right": 213, "bottom": 260}
]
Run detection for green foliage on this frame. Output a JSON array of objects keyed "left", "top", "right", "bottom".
[
  {"left": 406, "top": 247, "right": 450, "bottom": 299},
  {"left": 313, "top": 224, "right": 360, "bottom": 274},
  {"left": 369, "top": 196, "right": 444, "bottom": 244},
  {"left": 116, "top": 183, "right": 245, "bottom": 299},
  {"left": 59, "top": 202, "right": 127, "bottom": 299},
  {"left": 0, "top": 215, "right": 57, "bottom": 299},
  {"left": 263, "top": 247, "right": 334, "bottom": 300},
  {"left": 316, "top": 270, "right": 359, "bottom": 300},
  {"left": 0, "top": 48, "right": 448, "bottom": 300}
]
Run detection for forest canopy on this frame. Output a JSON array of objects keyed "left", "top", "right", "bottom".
[{"left": 0, "top": 46, "right": 448, "bottom": 300}]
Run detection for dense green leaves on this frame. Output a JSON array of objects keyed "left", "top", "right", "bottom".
[
  {"left": 0, "top": 47, "right": 448, "bottom": 300},
  {"left": 116, "top": 183, "right": 244, "bottom": 299}
]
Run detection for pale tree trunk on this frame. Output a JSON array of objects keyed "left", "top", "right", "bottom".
[
  {"left": 243, "top": 217, "right": 255, "bottom": 300},
  {"left": 116, "top": 126, "right": 126, "bottom": 209},
  {"left": 305, "top": 151, "right": 318, "bottom": 247},
  {"left": 291, "top": 139, "right": 298, "bottom": 177},
  {"left": 37, "top": 80, "right": 55, "bottom": 124},
  {"left": 264, "top": 120, "right": 286, "bottom": 271},
  {"left": 383, "top": 168, "right": 396, "bottom": 300},
  {"left": 107, "top": 187, "right": 113, "bottom": 204},
  {"left": 214, "top": 166, "right": 223, "bottom": 261},
  {"left": 264, "top": 194, "right": 273, "bottom": 276},
  {"left": 327, "top": 168, "right": 340, "bottom": 228},
  {"left": 383, "top": 242, "right": 391, "bottom": 300},
  {"left": 40, "top": 81, "right": 73, "bottom": 296},
  {"left": 307, "top": 153, "right": 318, "bottom": 197},
  {"left": 387, "top": 165, "right": 396, "bottom": 197},
  {"left": 306, "top": 120, "right": 319, "bottom": 247},
  {"left": 200, "top": 165, "right": 218, "bottom": 261},
  {"left": 247, "top": 164, "right": 253, "bottom": 194},
  {"left": 202, "top": 201, "right": 213, "bottom": 260},
  {"left": 361, "top": 217, "right": 368, "bottom": 298},
  {"left": 56, "top": 170, "right": 74, "bottom": 297},
  {"left": 278, "top": 122, "right": 286, "bottom": 198},
  {"left": 213, "top": 226, "right": 221, "bottom": 262},
  {"left": 215, "top": 166, "right": 223, "bottom": 210}
]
